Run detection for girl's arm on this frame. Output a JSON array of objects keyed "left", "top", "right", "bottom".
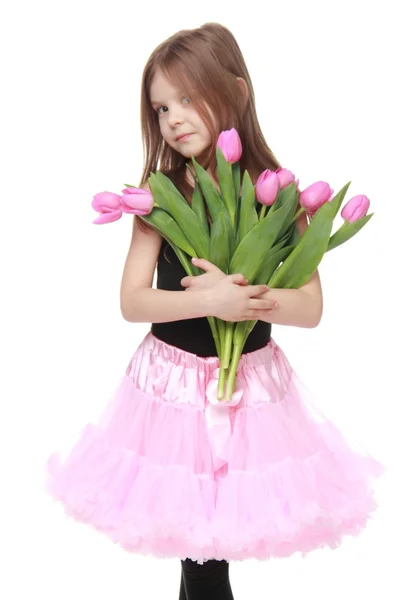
[
  {"left": 124, "top": 287, "right": 211, "bottom": 323},
  {"left": 258, "top": 210, "right": 323, "bottom": 329},
  {"left": 257, "top": 271, "right": 323, "bottom": 328},
  {"left": 120, "top": 213, "right": 211, "bottom": 323}
]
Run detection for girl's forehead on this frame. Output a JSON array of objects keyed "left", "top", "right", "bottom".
[
  {"left": 149, "top": 69, "right": 179, "bottom": 98},
  {"left": 150, "top": 68, "right": 174, "bottom": 88},
  {"left": 149, "top": 65, "right": 196, "bottom": 98}
]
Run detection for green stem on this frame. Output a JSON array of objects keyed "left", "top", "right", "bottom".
[
  {"left": 217, "top": 320, "right": 233, "bottom": 400},
  {"left": 217, "top": 319, "right": 225, "bottom": 356},
  {"left": 259, "top": 204, "right": 267, "bottom": 220},
  {"left": 222, "top": 321, "right": 234, "bottom": 369},
  {"left": 208, "top": 316, "right": 221, "bottom": 358},
  {"left": 217, "top": 364, "right": 228, "bottom": 399},
  {"left": 225, "top": 341, "right": 243, "bottom": 401},
  {"left": 225, "top": 320, "right": 256, "bottom": 401},
  {"left": 293, "top": 206, "right": 305, "bottom": 221}
]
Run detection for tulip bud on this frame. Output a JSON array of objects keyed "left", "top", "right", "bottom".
[
  {"left": 276, "top": 167, "right": 296, "bottom": 189},
  {"left": 120, "top": 187, "right": 154, "bottom": 215},
  {"left": 92, "top": 191, "right": 123, "bottom": 224},
  {"left": 255, "top": 170, "right": 280, "bottom": 206},
  {"left": 299, "top": 181, "right": 334, "bottom": 215},
  {"left": 216, "top": 128, "right": 243, "bottom": 164},
  {"left": 341, "top": 194, "right": 370, "bottom": 223}
]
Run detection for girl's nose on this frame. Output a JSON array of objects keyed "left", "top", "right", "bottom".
[{"left": 167, "top": 106, "right": 184, "bottom": 127}]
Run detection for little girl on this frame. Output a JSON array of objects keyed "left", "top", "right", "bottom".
[{"left": 46, "top": 22, "right": 385, "bottom": 600}]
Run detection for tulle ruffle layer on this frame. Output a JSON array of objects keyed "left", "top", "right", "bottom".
[{"left": 46, "top": 333, "right": 385, "bottom": 563}]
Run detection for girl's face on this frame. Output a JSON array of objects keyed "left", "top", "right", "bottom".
[{"left": 149, "top": 68, "right": 214, "bottom": 161}]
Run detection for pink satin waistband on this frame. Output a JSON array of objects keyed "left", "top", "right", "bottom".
[{"left": 125, "top": 331, "right": 293, "bottom": 471}]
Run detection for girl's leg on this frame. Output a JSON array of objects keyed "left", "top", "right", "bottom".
[{"left": 180, "top": 558, "right": 234, "bottom": 600}]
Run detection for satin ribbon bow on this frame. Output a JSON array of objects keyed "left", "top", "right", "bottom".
[{"left": 205, "top": 367, "right": 244, "bottom": 471}]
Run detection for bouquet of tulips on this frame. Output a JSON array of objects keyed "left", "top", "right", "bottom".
[{"left": 92, "top": 129, "right": 373, "bottom": 402}]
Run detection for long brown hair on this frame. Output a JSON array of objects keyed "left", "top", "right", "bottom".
[{"left": 136, "top": 22, "right": 281, "bottom": 233}]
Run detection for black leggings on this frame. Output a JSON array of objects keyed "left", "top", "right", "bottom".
[{"left": 179, "top": 558, "right": 234, "bottom": 600}]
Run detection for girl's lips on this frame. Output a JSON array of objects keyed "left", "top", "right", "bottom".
[{"left": 176, "top": 133, "right": 193, "bottom": 141}]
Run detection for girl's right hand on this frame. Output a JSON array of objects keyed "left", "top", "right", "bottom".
[{"left": 206, "top": 274, "right": 276, "bottom": 322}]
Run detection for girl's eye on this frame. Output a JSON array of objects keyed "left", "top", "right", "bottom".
[{"left": 155, "top": 97, "right": 190, "bottom": 115}]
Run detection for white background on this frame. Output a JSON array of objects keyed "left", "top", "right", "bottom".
[{"left": 1, "top": 0, "right": 399, "bottom": 598}]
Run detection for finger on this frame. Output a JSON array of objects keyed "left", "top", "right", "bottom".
[
  {"left": 191, "top": 257, "right": 217, "bottom": 271},
  {"left": 265, "top": 301, "right": 278, "bottom": 309},
  {"left": 246, "top": 284, "right": 269, "bottom": 296},
  {"left": 252, "top": 297, "right": 278, "bottom": 309},
  {"left": 231, "top": 273, "right": 247, "bottom": 284},
  {"left": 248, "top": 285, "right": 270, "bottom": 294},
  {"left": 248, "top": 298, "right": 275, "bottom": 310},
  {"left": 180, "top": 276, "right": 191, "bottom": 287}
]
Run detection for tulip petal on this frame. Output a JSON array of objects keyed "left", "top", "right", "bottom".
[
  {"left": 92, "top": 210, "right": 123, "bottom": 224},
  {"left": 341, "top": 194, "right": 370, "bottom": 223},
  {"left": 255, "top": 170, "right": 279, "bottom": 206},
  {"left": 216, "top": 128, "right": 242, "bottom": 163},
  {"left": 300, "top": 181, "right": 332, "bottom": 213},
  {"left": 120, "top": 188, "right": 154, "bottom": 214},
  {"left": 92, "top": 191, "right": 122, "bottom": 211},
  {"left": 276, "top": 168, "right": 296, "bottom": 189}
]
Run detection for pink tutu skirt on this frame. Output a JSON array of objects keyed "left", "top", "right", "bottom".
[{"left": 46, "top": 332, "right": 385, "bottom": 564}]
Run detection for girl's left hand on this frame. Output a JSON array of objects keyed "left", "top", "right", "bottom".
[
  {"left": 181, "top": 258, "right": 248, "bottom": 291},
  {"left": 181, "top": 258, "right": 278, "bottom": 310}
]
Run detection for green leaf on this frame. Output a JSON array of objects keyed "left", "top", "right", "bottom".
[
  {"left": 254, "top": 244, "right": 295, "bottom": 284},
  {"left": 273, "top": 215, "right": 298, "bottom": 250},
  {"left": 149, "top": 171, "right": 210, "bottom": 259},
  {"left": 268, "top": 199, "right": 335, "bottom": 288},
  {"left": 191, "top": 179, "right": 210, "bottom": 238},
  {"left": 269, "top": 181, "right": 298, "bottom": 215},
  {"left": 238, "top": 170, "right": 258, "bottom": 242},
  {"left": 272, "top": 182, "right": 299, "bottom": 238},
  {"left": 191, "top": 158, "right": 229, "bottom": 222},
  {"left": 216, "top": 147, "right": 236, "bottom": 228},
  {"left": 209, "top": 211, "right": 231, "bottom": 273},
  {"left": 329, "top": 181, "right": 352, "bottom": 219},
  {"left": 229, "top": 198, "right": 296, "bottom": 282},
  {"left": 285, "top": 220, "right": 302, "bottom": 247},
  {"left": 232, "top": 162, "right": 241, "bottom": 206},
  {"left": 140, "top": 208, "right": 196, "bottom": 256},
  {"left": 327, "top": 213, "right": 373, "bottom": 251}
]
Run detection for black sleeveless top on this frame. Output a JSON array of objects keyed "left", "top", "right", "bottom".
[{"left": 151, "top": 238, "right": 271, "bottom": 357}]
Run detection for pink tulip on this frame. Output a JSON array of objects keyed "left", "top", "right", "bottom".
[
  {"left": 299, "top": 181, "right": 334, "bottom": 214},
  {"left": 341, "top": 194, "right": 370, "bottom": 223},
  {"left": 216, "top": 128, "right": 242, "bottom": 164},
  {"left": 255, "top": 169, "right": 280, "bottom": 206},
  {"left": 276, "top": 167, "right": 296, "bottom": 189},
  {"left": 92, "top": 191, "right": 123, "bottom": 224},
  {"left": 120, "top": 187, "right": 154, "bottom": 215}
]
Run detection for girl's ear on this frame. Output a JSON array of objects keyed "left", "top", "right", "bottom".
[{"left": 236, "top": 77, "right": 249, "bottom": 102}]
